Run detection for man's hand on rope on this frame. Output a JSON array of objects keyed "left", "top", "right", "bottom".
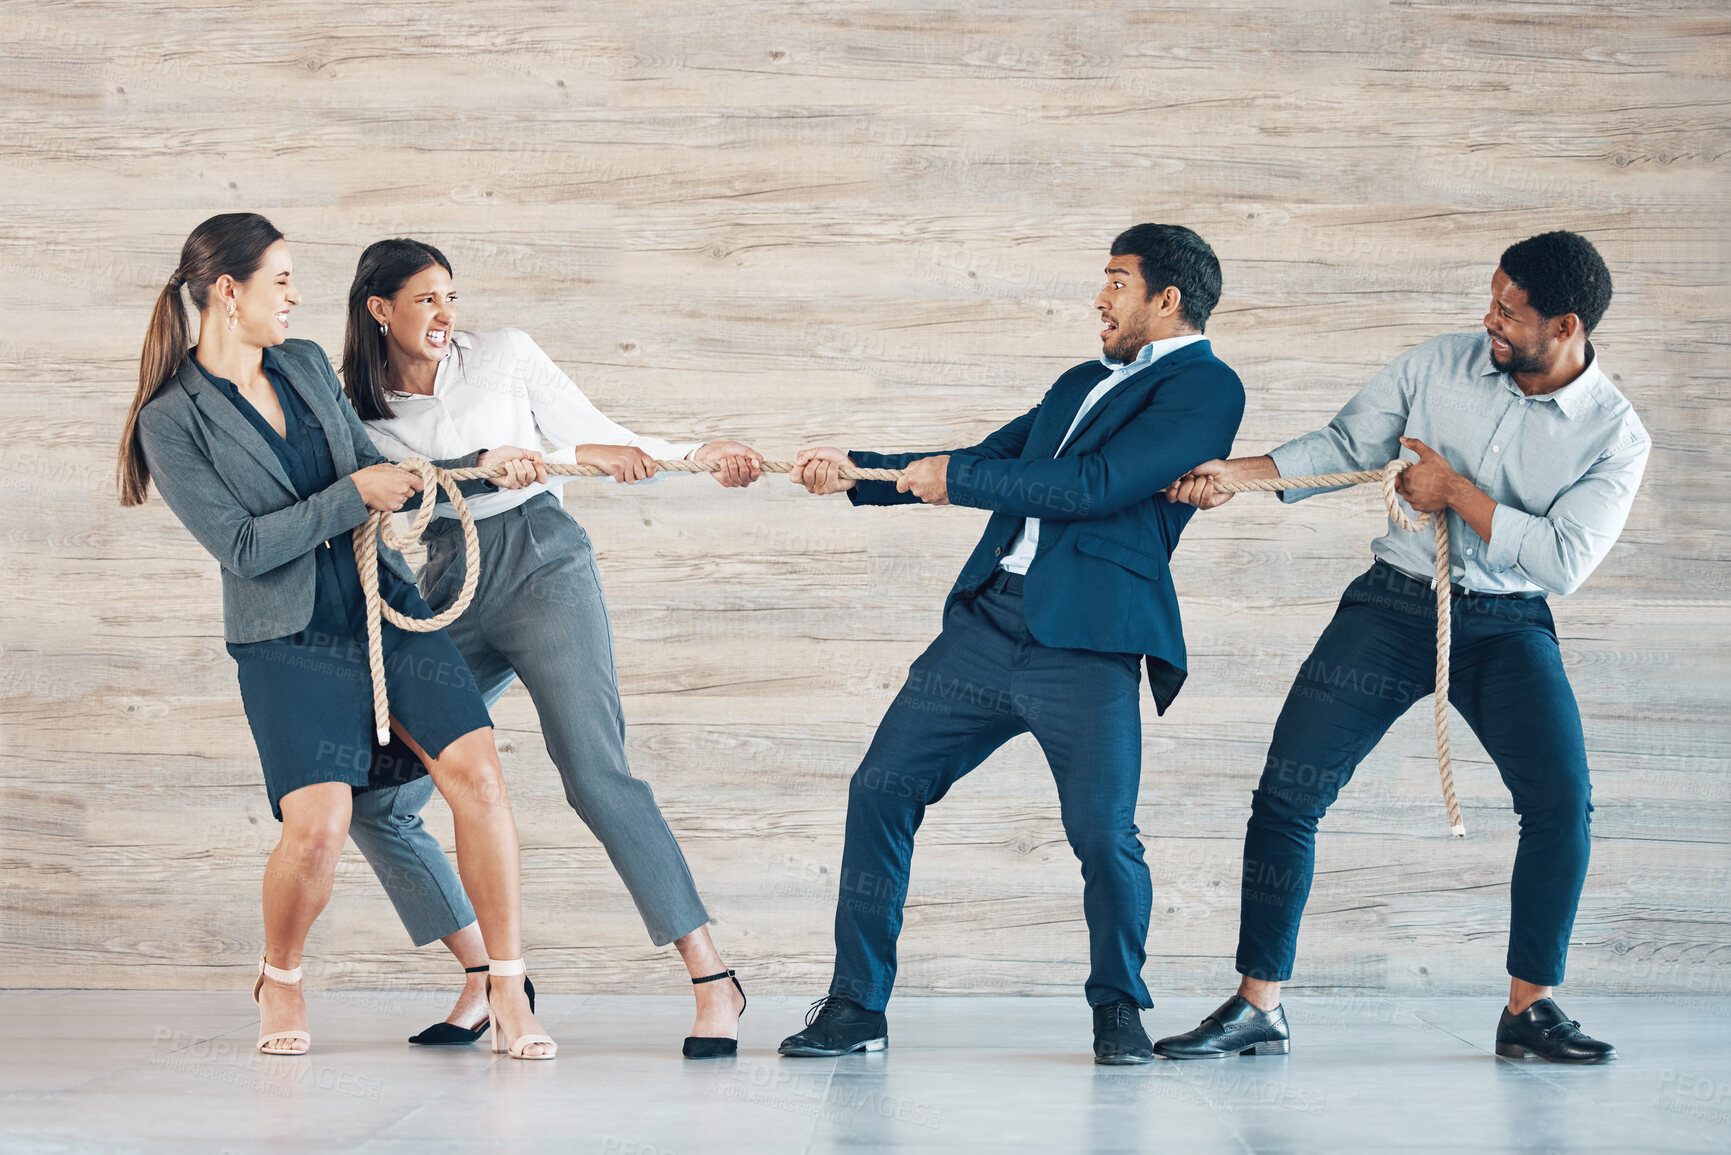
[
  {"left": 1165, "top": 454, "right": 1281, "bottom": 509},
  {"left": 477, "top": 445, "right": 549, "bottom": 490},
  {"left": 1395, "top": 437, "right": 1498, "bottom": 542},
  {"left": 691, "top": 441, "right": 765, "bottom": 488},
  {"left": 790, "top": 446, "right": 858, "bottom": 495},
  {"left": 354, "top": 463, "right": 426, "bottom": 512},
  {"left": 1393, "top": 437, "right": 1460, "bottom": 512},
  {"left": 1164, "top": 458, "right": 1236, "bottom": 509},
  {"left": 576, "top": 443, "right": 659, "bottom": 484},
  {"left": 894, "top": 455, "right": 950, "bottom": 505}
]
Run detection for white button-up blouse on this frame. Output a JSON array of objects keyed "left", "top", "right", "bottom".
[{"left": 362, "top": 328, "right": 703, "bottom": 520}]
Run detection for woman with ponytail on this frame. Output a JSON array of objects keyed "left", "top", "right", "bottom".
[
  {"left": 119, "top": 214, "right": 556, "bottom": 1060},
  {"left": 336, "top": 238, "right": 759, "bottom": 1058}
]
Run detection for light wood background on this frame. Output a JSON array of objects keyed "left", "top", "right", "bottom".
[{"left": 2, "top": 1, "right": 1726, "bottom": 1000}]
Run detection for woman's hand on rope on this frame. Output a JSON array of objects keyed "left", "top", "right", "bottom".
[
  {"left": 352, "top": 463, "right": 425, "bottom": 512},
  {"left": 576, "top": 443, "right": 658, "bottom": 484},
  {"left": 1164, "top": 458, "right": 1236, "bottom": 509},
  {"left": 691, "top": 440, "right": 765, "bottom": 487},
  {"left": 478, "top": 445, "right": 549, "bottom": 490},
  {"left": 790, "top": 447, "right": 858, "bottom": 495}
]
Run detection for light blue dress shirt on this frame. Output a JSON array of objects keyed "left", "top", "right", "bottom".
[{"left": 1269, "top": 331, "right": 1649, "bottom": 595}]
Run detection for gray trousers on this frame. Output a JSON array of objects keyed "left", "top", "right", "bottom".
[{"left": 347, "top": 492, "right": 711, "bottom": 947}]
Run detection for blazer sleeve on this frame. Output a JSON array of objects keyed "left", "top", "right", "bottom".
[
  {"left": 136, "top": 402, "right": 372, "bottom": 580},
  {"left": 944, "top": 366, "right": 1244, "bottom": 520},
  {"left": 846, "top": 404, "right": 1042, "bottom": 507}
]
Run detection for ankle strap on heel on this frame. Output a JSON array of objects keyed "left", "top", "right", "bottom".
[
  {"left": 487, "top": 958, "right": 527, "bottom": 977},
  {"left": 258, "top": 958, "right": 303, "bottom": 985},
  {"left": 463, "top": 965, "right": 490, "bottom": 974},
  {"left": 692, "top": 970, "right": 736, "bottom": 986}
]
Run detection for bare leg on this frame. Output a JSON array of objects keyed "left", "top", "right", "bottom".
[
  {"left": 438, "top": 922, "right": 490, "bottom": 1027},
  {"left": 395, "top": 721, "right": 550, "bottom": 1056},
  {"left": 675, "top": 925, "right": 743, "bottom": 1039},
  {"left": 1238, "top": 976, "right": 1282, "bottom": 1013},
  {"left": 258, "top": 782, "right": 353, "bottom": 1053},
  {"left": 1508, "top": 976, "right": 1553, "bottom": 1014}
]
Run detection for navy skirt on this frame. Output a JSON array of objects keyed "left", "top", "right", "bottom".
[{"left": 226, "top": 538, "right": 493, "bottom": 821}]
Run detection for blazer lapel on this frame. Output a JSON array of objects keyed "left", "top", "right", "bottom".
[
  {"left": 1029, "top": 362, "right": 1111, "bottom": 459},
  {"left": 177, "top": 357, "right": 296, "bottom": 496},
  {"left": 1060, "top": 340, "right": 1211, "bottom": 454},
  {"left": 274, "top": 345, "right": 358, "bottom": 475}
]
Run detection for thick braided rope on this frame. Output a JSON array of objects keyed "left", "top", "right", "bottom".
[
  {"left": 356, "top": 455, "right": 1465, "bottom": 837},
  {"left": 1215, "top": 462, "right": 1464, "bottom": 837},
  {"left": 353, "top": 458, "right": 483, "bottom": 745},
  {"left": 439, "top": 460, "right": 906, "bottom": 482}
]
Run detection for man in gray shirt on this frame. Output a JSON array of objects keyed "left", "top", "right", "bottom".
[{"left": 1157, "top": 231, "right": 1647, "bottom": 1064}]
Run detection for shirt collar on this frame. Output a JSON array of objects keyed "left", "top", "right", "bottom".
[
  {"left": 189, "top": 344, "right": 285, "bottom": 394},
  {"left": 1099, "top": 331, "right": 1205, "bottom": 373},
  {"left": 1476, "top": 331, "right": 1604, "bottom": 420},
  {"left": 386, "top": 331, "right": 470, "bottom": 400}
]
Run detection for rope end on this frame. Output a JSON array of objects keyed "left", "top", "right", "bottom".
[
  {"left": 1450, "top": 824, "right": 1466, "bottom": 838},
  {"left": 376, "top": 726, "right": 391, "bottom": 747}
]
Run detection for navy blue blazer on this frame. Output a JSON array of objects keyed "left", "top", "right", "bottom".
[{"left": 848, "top": 339, "right": 1245, "bottom": 714}]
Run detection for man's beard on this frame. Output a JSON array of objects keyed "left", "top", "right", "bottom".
[
  {"left": 1490, "top": 335, "right": 1549, "bottom": 375},
  {"left": 1103, "top": 321, "right": 1151, "bottom": 363}
]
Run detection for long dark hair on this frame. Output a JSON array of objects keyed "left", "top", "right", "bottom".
[
  {"left": 342, "top": 238, "right": 453, "bottom": 421},
  {"left": 118, "top": 212, "right": 284, "bottom": 506}
]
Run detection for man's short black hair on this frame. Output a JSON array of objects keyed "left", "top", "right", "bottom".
[
  {"left": 1499, "top": 231, "right": 1613, "bottom": 334},
  {"left": 1110, "top": 223, "right": 1222, "bottom": 332}
]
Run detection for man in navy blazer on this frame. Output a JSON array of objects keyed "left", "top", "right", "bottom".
[{"left": 780, "top": 224, "right": 1245, "bottom": 1064}]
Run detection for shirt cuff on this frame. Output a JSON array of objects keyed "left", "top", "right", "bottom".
[
  {"left": 1267, "top": 438, "right": 1341, "bottom": 503},
  {"left": 1483, "top": 503, "right": 1531, "bottom": 573}
]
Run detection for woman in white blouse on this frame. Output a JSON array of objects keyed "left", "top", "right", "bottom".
[{"left": 339, "top": 238, "right": 759, "bottom": 1058}]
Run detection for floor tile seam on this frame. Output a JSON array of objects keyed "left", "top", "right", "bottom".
[{"left": 802, "top": 1057, "right": 843, "bottom": 1155}]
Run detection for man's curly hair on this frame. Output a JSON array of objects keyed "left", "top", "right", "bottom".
[{"left": 1499, "top": 231, "right": 1613, "bottom": 334}]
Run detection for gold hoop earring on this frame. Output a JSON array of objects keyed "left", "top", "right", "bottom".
[{"left": 226, "top": 306, "right": 237, "bottom": 332}]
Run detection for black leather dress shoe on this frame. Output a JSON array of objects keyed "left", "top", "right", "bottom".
[
  {"left": 1495, "top": 998, "right": 1616, "bottom": 1064},
  {"left": 1093, "top": 1001, "right": 1155, "bottom": 1065},
  {"left": 779, "top": 996, "right": 888, "bottom": 1057},
  {"left": 1154, "top": 994, "right": 1290, "bottom": 1060}
]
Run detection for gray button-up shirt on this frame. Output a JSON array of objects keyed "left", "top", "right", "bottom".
[{"left": 1268, "top": 331, "right": 1649, "bottom": 595}]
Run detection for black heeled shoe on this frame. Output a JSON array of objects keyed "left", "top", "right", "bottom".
[
  {"left": 683, "top": 969, "right": 747, "bottom": 1059},
  {"left": 409, "top": 965, "right": 536, "bottom": 1046}
]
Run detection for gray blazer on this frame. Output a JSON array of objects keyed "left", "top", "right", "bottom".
[{"left": 135, "top": 338, "right": 481, "bottom": 643}]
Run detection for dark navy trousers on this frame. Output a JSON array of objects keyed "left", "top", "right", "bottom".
[
  {"left": 830, "top": 571, "right": 1153, "bottom": 1011},
  {"left": 1237, "top": 560, "right": 1593, "bottom": 987}
]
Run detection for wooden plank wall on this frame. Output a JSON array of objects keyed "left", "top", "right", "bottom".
[{"left": 1, "top": 1, "right": 1726, "bottom": 998}]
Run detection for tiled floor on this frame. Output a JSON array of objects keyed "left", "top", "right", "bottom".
[{"left": 4, "top": 991, "right": 1727, "bottom": 1153}]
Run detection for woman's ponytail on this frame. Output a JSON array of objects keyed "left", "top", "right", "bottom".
[
  {"left": 119, "top": 274, "right": 193, "bottom": 506},
  {"left": 116, "top": 213, "right": 283, "bottom": 506}
]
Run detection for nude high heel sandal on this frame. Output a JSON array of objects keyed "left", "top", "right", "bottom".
[
  {"left": 486, "top": 958, "right": 556, "bottom": 1060},
  {"left": 252, "top": 957, "right": 311, "bottom": 1056}
]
